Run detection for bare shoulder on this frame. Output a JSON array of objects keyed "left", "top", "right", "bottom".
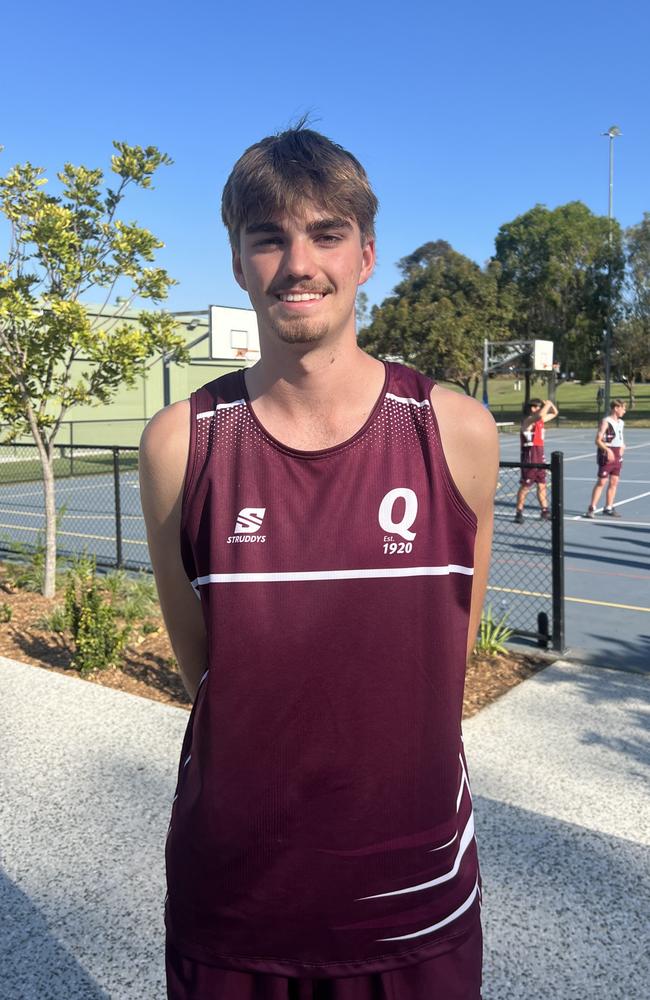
[
  {"left": 139, "top": 400, "right": 191, "bottom": 519},
  {"left": 430, "top": 385, "right": 499, "bottom": 515}
]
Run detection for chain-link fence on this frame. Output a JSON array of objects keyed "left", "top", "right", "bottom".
[
  {"left": 0, "top": 443, "right": 147, "bottom": 571},
  {"left": 1, "top": 441, "right": 566, "bottom": 649},
  {"left": 490, "top": 451, "right": 564, "bottom": 650}
]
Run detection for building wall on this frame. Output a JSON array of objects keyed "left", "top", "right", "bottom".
[{"left": 9, "top": 305, "right": 256, "bottom": 448}]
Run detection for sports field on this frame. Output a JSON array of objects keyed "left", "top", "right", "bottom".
[
  {"left": 496, "top": 426, "right": 649, "bottom": 672},
  {"left": 1, "top": 428, "right": 648, "bottom": 672}
]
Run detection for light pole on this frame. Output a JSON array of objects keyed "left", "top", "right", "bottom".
[{"left": 602, "top": 124, "right": 621, "bottom": 411}]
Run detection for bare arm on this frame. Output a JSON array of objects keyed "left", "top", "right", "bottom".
[
  {"left": 431, "top": 387, "right": 499, "bottom": 660},
  {"left": 540, "top": 399, "right": 558, "bottom": 422},
  {"left": 594, "top": 419, "right": 613, "bottom": 461},
  {"left": 139, "top": 401, "right": 207, "bottom": 701}
]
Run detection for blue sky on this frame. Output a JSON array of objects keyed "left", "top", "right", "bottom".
[{"left": 2, "top": 0, "right": 648, "bottom": 314}]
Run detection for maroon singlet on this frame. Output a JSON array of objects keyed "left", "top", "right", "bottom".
[{"left": 166, "top": 361, "right": 481, "bottom": 978}]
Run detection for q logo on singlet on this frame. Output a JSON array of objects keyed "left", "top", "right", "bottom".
[{"left": 378, "top": 488, "right": 418, "bottom": 541}]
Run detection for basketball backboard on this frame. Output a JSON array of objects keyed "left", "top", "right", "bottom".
[{"left": 209, "top": 305, "right": 260, "bottom": 362}]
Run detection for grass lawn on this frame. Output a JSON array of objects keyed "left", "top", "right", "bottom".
[{"left": 0, "top": 448, "right": 139, "bottom": 486}]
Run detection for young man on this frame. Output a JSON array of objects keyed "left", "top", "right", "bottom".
[
  {"left": 139, "top": 126, "right": 498, "bottom": 999},
  {"left": 585, "top": 398, "right": 627, "bottom": 518},
  {"left": 513, "top": 397, "right": 558, "bottom": 523}
]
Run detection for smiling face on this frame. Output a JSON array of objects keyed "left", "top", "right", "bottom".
[{"left": 232, "top": 209, "right": 375, "bottom": 350}]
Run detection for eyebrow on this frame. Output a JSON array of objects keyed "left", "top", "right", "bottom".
[{"left": 245, "top": 217, "right": 353, "bottom": 236}]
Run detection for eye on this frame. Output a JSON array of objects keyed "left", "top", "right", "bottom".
[
  {"left": 315, "top": 233, "right": 342, "bottom": 245},
  {"left": 253, "top": 236, "right": 283, "bottom": 248}
]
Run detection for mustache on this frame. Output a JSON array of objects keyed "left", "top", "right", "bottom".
[{"left": 268, "top": 282, "right": 335, "bottom": 296}]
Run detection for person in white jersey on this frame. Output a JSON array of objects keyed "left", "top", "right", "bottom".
[{"left": 584, "top": 398, "right": 627, "bottom": 518}]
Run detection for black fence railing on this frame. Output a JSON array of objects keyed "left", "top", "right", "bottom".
[
  {"left": 490, "top": 451, "right": 564, "bottom": 651},
  {"left": 1, "top": 442, "right": 566, "bottom": 650},
  {"left": 0, "top": 443, "right": 147, "bottom": 572}
]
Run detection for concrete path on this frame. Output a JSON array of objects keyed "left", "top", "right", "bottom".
[{"left": 0, "top": 656, "right": 648, "bottom": 999}]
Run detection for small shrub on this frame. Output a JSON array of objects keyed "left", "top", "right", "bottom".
[
  {"left": 64, "top": 558, "right": 129, "bottom": 674},
  {"left": 35, "top": 606, "right": 67, "bottom": 633},
  {"left": 0, "top": 602, "right": 12, "bottom": 623},
  {"left": 4, "top": 541, "right": 48, "bottom": 592},
  {"left": 474, "top": 605, "right": 513, "bottom": 658}
]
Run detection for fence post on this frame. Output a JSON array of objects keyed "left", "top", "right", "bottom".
[
  {"left": 550, "top": 450, "right": 565, "bottom": 651},
  {"left": 113, "top": 448, "right": 123, "bottom": 568},
  {"left": 69, "top": 422, "right": 74, "bottom": 476}
]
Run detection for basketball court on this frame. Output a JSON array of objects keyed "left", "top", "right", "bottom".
[{"left": 496, "top": 426, "right": 650, "bottom": 672}]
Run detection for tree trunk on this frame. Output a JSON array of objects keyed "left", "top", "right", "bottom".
[
  {"left": 40, "top": 445, "right": 57, "bottom": 598},
  {"left": 27, "top": 417, "right": 58, "bottom": 598}
]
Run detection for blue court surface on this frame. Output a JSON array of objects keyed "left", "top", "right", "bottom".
[
  {"left": 497, "top": 427, "right": 650, "bottom": 673},
  {"left": 1, "top": 429, "right": 649, "bottom": 672}
]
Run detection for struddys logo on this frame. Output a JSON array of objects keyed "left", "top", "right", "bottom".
[{"left": 227, "top": 507, "right": 267, "bottom": 544}]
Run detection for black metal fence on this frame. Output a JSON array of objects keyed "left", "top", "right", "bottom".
[
  {"left": 490, "top": 451, "right": 564, "bottom": 651},
  {"left": 0, "top": 442, "right": 147, "bottom": 572},
  {"left": 1, "top": 441, "right": 566, "bottom": 651}
]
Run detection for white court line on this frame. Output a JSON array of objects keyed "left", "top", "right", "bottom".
[
  {"left": 495, "top": 510, "right": 650, "bottom": 526},
  {"left": 569, "top": 488, "right": 650, "bottom": 521},
  {"left": 0, "top": 508, "right": 141, "bottom": 521},
  {"left": 568, "top": 519, "right": 650, "bottom": 527},
  {"left": 565, "top": 477, "right": 650, "bottom": 484},
  {"left": 1, "top": 479, "right": 138, "bottom": 502},
  {"left": 563, "top": 441, "right": 650, "bottom": 462},
  {"left": 0, "top": 521, "right": 148, "bottom": 545}
]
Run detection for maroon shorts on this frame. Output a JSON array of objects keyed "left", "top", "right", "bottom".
[
  {"left": 520, "top": 467, "right": 546, "bottom": 486},
  {"left": 597, "top": 448, "right": 622, "bottom": 479},
  {"left": 166, "top": 923, "right": 483, "bottom": 999}
]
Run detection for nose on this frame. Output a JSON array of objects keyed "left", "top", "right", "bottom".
[{"left": 281, "top": 235, "right": 317, "bottom": 283}]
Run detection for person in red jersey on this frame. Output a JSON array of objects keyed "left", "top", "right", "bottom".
[
  {"left": 139, "top": 124, "right": 498, "bottom": 1000},
  {"left": 584, "top": 398, "right": 627, "bottom": 518},
  {"left": 513, "top": 397, "right": 558, "bottom": 523}
]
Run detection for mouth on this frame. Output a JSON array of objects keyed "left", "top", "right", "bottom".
[{"left": 276, "top": 292, "right": 327, "bottom": 302}]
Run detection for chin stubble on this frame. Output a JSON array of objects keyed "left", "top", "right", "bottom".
[{"left": 270, "top": 317, "right": 330, "bottom": 344}]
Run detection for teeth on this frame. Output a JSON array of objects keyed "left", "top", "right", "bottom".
[{"left": 279, "top": 293, "right": 324, "bottom": 302}]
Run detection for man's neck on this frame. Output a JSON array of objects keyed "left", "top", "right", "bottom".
[{"left": 244, "top": 343, "right": 386, "bottom": 451}]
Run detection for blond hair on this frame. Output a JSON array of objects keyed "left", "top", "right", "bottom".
[{"left": 221, "top": 125, "right": 378, "bottom": 250}]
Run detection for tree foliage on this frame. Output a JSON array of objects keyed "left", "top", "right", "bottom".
[
  {"left": 0, "top": 142, "right": 189, "bottom": 595},
  {"left": 493, "top": 201, "right": 624, "bottom": 379},
  {"left": 613, "top": 213, "right": 650, "bottom": 402},
  {"left": 359, "top": 241, "right": 511, "bottom": 395}
]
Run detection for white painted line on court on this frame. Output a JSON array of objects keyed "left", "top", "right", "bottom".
[
  {"left": 568, "top": 518, "right": 650, "bottom": 527},
  {"left": 488, "top": 585, "right": 650, "bottom": 614},
  {"left": 0, "top": 522, "right": 148, "bottom": 545},
  {"left": 565, "top": 477, "right": 650, "bottom": 484},
  {"left": 569, "top": 489, "right": 650, "bottom": 520},
  {"left": 0, "top": 508, "right": 141, "bottom": 521},
  {"left": 563, "top": 441, "right": 650, "bottom": 462}
]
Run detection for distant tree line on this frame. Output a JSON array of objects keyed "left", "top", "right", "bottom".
[{"left": 359, "top": 201, "right": 650, "bottom": 404}]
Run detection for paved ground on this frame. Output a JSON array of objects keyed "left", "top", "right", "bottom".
[{"left": 1, "top": 655, "right": 648, "bottom": 999}]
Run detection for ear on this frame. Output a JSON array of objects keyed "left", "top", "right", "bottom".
[
  {"left": 358, "top": 239, "right": 376, "bottom": 287},
  {"left": 232, "top": 247, "right": 247, "bottom": 291}
]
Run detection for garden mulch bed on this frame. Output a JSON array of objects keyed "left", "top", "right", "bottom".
[{"left": 0, "top": 575, "right": 548, "bottom": 717}]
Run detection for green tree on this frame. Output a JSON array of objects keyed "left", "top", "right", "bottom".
[
  {"left": 0, "top": 142, "right": 189, "bottom": 596},
  {"left": 359, "top": 241, "right": 511, "bottom": 395},
  {"left": 612, "top": 213, "right": 650, "bottom": 405},
  {"left": 493, "top": 201, "right": 624, "bottom": 379},
  {"left": 355, "top": 289, "right": 369, "bottom": 332}
]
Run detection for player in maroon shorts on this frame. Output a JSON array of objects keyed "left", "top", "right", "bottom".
[
  {"left": 584, "top": 398, "right": 627, "bottom": 518},
  {"left": 513, "top": 397, "right": 559, "bottom": 523},
  {"left": 140, "top": 124, "right": 498, "bottom": 999}
]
